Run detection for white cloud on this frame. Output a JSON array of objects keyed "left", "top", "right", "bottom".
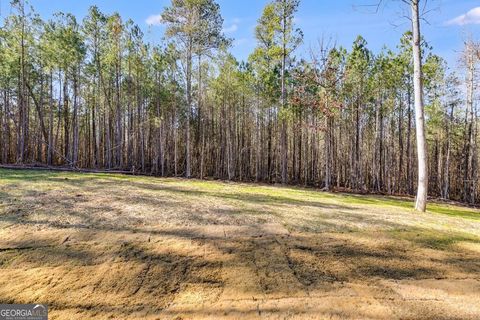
[
  {"left": 146, "top": 14, "right": 162, "bottom": 26},
  {"left": 223, "top": 23, "right": 238, "bottom": 34},
  {"left": 222, "top": 18, "right": 241, "bottom": 34},
  {"left": 447, "top": 7, "right": 480, "bottom": 26},
  {"left": 233, "top": 38, "right": 248, "bottom": 46}
]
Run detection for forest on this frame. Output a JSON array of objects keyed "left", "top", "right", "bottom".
[
  {"left": 0, "top": 0, "right": 479, "bottom": 206},
  {"left": 1, "top": 1, "right": 480, "bottom": 319}
]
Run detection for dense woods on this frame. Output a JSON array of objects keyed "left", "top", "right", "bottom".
[{"left": 0, "top": 0, "right": 479, "bottom": 205}]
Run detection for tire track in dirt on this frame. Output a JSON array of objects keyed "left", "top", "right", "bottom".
[
  {"left": 273, "top": 235, "right": 312, "bottom": 295},
  {"left": 159, "top": 237, "right": 227, "bottom": 318},
  {"left": 0, "top": 245, "right": 54, "bottom": 252},
  {"left": 131, "top": 258, "right": 152, "bottom": 295}
]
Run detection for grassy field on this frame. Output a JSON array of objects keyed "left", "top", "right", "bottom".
[{"left": 0, "top": 168, "right": 479, "bottom": 319}]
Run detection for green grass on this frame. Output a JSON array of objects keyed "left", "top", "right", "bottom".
[
  {"left": 426, "top": 203, "right": 480, "bottom": 220},
  {"left": 1, "top": 168, "right": 479, "bottom": 223},
  {"left": 336, "top": 192, "right": 480, "bottom": 221},
  {"left": 1, "top": 168, "right": 480, "bottom": 261},
  {"left": 389, "top": 228, "right": 480, "bottom": 250}
]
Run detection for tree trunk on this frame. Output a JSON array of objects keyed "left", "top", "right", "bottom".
[
  {"left": 411, "top": 0, "right": 428, "bottom": 212},
  {"left": 185, "top": 43, "right": 192, "bottom": 178}
]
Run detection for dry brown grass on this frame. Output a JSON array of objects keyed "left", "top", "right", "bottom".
[{"left": 0, "top": 169, "right": 479, "bottom": 319}]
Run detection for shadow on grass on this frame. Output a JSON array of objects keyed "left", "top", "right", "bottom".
[
  {"left": 1, "top": 177, "right": 479, "bottom": 319},
  {"left": 338, "top": 193, "right": 480, "bottom": 221},
  {"left": 128, "top": 181, "right": 356, "bottom": 211},
  {"left": 2, "top": 168, "right": 479, "bottom": 221},
  {"left": 1, "top": 222, "right": 479, "bottom": 319},
  {"left": 390, "top": 228, "right": 480, "bottom": 250}
]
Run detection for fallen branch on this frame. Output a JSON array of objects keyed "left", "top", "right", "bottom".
[{"left": 0, "top": 164, "right": 135, "bottom": 175}]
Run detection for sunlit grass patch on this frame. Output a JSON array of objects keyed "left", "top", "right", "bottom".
[
  {"left": 1, "top": 168, "right": 479, "bottom": 320},
  {"left": 427, "top": 203, "right": 480, "bottom": 221},
  {"left": 336, "top": 192, "right": 480, "bottom": 221},
  {"left": 1, "top": 168, "right": 479, "bottom": 229},
  {"left": 390, "top": 228, "right": 480, "bottom": 250},
  {"left": 339, "top": 193, "right": 414, "bottom": 208}
]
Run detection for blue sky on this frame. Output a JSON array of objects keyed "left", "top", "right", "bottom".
[{"left": 2, "top": 0, "right": 480, "bottom": 69}]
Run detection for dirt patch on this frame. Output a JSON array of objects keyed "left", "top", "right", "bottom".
[
  {"left": 0, "top": 225, "right": 478, "bottom": 319},
  {"left": 0, "top": 170, "right": 479, "bottom": 319}
]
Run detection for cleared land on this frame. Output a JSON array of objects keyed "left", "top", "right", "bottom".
[{"left": 0, "top": 169, "right": 479, "bottom": 319}]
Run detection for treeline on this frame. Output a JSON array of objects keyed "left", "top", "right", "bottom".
[{"left": 0, "top": 0, "right": 479, "bottom": 204}]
